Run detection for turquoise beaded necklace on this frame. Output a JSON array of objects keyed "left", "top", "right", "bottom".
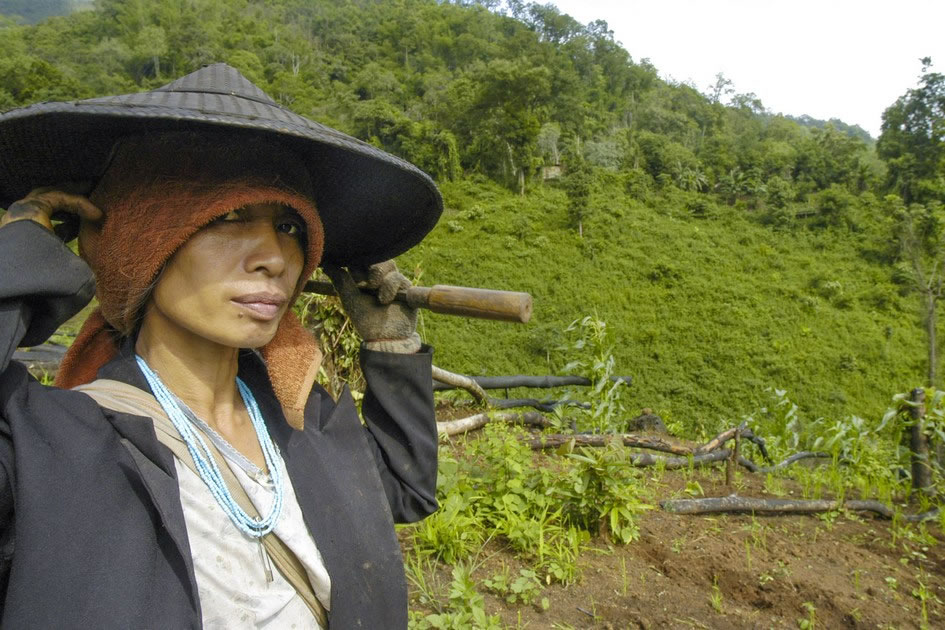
[{"left": 135, "top": 355, "right": 285, "bottom": 538}]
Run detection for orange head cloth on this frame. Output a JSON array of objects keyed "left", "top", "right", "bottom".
[{"left": 55, "top": 131, "right": 325, "bottom": 430}]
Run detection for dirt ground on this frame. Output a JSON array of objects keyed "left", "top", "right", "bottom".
[{"left": 406, "top": 461, "right": 945, "bottom": 629}]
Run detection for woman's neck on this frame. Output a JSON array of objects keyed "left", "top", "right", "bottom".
[{"left": 135, "top": 314, "right": 244, "bottom": 431}]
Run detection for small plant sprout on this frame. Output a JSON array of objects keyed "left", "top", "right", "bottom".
[
  {"left": 684, "top": 479, "right": 704, "bottom": 497},
  {"left": 620, "top": 556, "right": 628, "bottom": 596},
  {"left": 912, "top": 574, "right": 942, "bottom": 630},
  {"left": 709, "top": 575, "right": 724, "bottom": 613},
  {"left": 797, "top": 601, "right": 816, "bottom": 629}
]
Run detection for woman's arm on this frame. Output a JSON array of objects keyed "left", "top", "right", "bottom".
[
  {"left": 323, "top": 262, "right": 438, "bottom": 523},
  {"left": 0, "top": 189, "right": 101, "bottom": 371},
  {"left": 0, "top": 220, "right": 97, "bottom": 371},
  {"left": 359, "top": 345, "right": 438, "bottom": 523},
  {"left": 0, "top": 196, "right": 99, "bottom": 592}
]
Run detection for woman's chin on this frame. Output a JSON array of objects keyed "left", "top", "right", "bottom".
[{"left": 212, "top": 318, "right": 282, "bottom": 350}]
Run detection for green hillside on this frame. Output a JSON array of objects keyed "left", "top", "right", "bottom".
[
  {"left": 401, "top": 178, "right": 924, "bottom": 428},
  {"left": 1, "top": 0, "right": 942, "bottom": 428}
]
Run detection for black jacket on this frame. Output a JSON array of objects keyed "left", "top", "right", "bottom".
[{"left": 0, "top": 220, "right": 438, "bottom": 628}]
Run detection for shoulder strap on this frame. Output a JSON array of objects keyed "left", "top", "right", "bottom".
[{"left": 75, "top": 379, "right": 329, "bottom": 628}]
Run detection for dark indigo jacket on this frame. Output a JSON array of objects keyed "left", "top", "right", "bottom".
[{"left": 0, "top": 220, "right": 438, "bottom": 628}]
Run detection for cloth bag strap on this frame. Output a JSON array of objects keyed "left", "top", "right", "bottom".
[{"left": 74, "top": 379, "right": 329, "bottom": 628}]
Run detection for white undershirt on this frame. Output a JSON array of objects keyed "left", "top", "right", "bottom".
[{"left": 175, "top": 452, "right": 332, "bottom": 629}]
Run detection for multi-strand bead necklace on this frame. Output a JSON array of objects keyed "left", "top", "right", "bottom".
[{"left": 135, "top": 355, "right": 284, "bottom": 537}]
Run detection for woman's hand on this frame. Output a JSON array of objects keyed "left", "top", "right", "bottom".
[
  {"left": 323, "top": 261, "right": 421, "bottom": 353},
  {"left": 0, "top": 184, "right": 102, "bottom": 241}
]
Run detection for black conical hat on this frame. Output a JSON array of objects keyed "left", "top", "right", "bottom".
[{"left": 0, "top": 64, "right": 442, "bottom": 266}]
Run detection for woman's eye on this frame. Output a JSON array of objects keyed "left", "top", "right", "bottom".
[{"left": 277, "top": 220, "right": 302, "bottom": 236}]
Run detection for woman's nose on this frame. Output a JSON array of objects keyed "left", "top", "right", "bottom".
[{"left": 243, "top": 220, "right": 287, "bottom": 277}]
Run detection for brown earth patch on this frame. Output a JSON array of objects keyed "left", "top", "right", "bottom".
[{"left": 405, "top": 449, "right": 944, "bottom": 629}]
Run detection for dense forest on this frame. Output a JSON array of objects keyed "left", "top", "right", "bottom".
[{"left": 2, "top": 0, "right": 944, "bottom": 425}]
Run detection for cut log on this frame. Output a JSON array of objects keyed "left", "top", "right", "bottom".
[
  {"left": 660, "top": 495, "right": 941, "bottom": 522},
  {"left": 437, "top": 411, "right": 553, "bottom": 436},
  {"left": 433, "top": 374, "right": 631, "bottom": 391},
  {"left": 489, "top": 398, "right": 589, "bottom": 412},
  {"left": 526, "top": 433, "right": 692, "bottom": 455}
]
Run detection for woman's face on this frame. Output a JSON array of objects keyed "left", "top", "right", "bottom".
[{"left": 144, "top": 203, "right": 306, "bottom": 350}]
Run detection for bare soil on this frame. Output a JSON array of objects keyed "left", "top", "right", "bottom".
[{"left": 406, "top": 439, "right": 945, "bottom": 629}]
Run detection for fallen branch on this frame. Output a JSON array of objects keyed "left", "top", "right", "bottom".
[
  {"left": 628, "top": 450, "right": 739, "bottom": 469},
  {"left": 437, "top": 411, "right": 553, "bottom": 436},
  {"left": 431, "top": 366, "right": 488, "bottom": 404},
  {"left": 432, "top": 374, "right": 631, "bottom": 391},
  {"left": 489, "top": 398, "right": 589, "bottom": 412},
  {"left": 660, "top": 495, "right": 942, "bottom": 523},
  {"left": 759, "top": 451, "right": 831, "bottom": 473},
  {"left": 527, "top": 433, "right": 693, "bottom": 456},
  {"left": 696, "top": 423, "right": 771, "bottom": 463}
]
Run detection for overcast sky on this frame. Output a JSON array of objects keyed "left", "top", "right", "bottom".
[{"left": 549, "top": 0, "right": 945, "bottom": 138}]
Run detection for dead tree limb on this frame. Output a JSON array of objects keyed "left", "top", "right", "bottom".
[
  {"left": 725, "top": 422, "right": 744, "bottom": 486},
  {"left": 489, "top": 398, "right": 589, "bottom": 412},
  {"left": 660, "top": 496, "right": 941, "bottom": 522},
  {"left": 431, "top": 366, "right": 488, "bottom": 404},
  {"left": 527, "top": 433, "right": 692, "bottom": 455},
  {"left": 432, "top": 374, "right": 631, "bottom": 391},
  {"left": 758, "top": 451, "right": 831, "bottom": 472},
  {"left": 437, "top": 411, "right": 553, "bottom": 437},
  {"left": 696, "top": 423, "right": 771, "bottom": 462},
  {"left": 628, "top": 450, "right": 738, "bottom": 469}
]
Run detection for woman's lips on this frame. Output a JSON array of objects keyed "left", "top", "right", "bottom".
[{"left": 231, "top": 292, "right": 287, "bottom": 320}]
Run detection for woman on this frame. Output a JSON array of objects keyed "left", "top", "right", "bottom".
[{"left": 0, "top": 65, "right": 441, "bottom": 628}]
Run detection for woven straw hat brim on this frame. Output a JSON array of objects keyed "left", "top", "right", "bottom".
[{"left": 0, "top": 66, "right": 442, "bottom": 267}]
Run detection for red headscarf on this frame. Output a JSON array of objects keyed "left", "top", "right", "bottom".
[{"left": 55, "top": 132, "right": 325, "bottom": 429}]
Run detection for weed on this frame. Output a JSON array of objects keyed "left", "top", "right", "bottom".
[
  {"left": 483, "top": 566, "right": 547, "bottom": 608},
  {"left": 620, "top": 556, "right": 628, "bottom": 596},
  {"left": 408, "top": 564, "right": 503, "bottom": 630},
  {"left": 851, "top": 569, "right": 862, "bottom": 591},
  {"left": 557, "top": 315, "right": 628, "bottom": 433},
  {"left": 709, "top": 575, "right": 724, "bottom": 613},
  {"left": 797, "top": 601, "right": 816, "bottom": 629},
  {"left": 410, "top": 493, "right": 486, "bottom": 564},
  {"left": 911, "top": 572, "right": 943, "bottom": 629},
  {"left": 552, "top": 441, "right": 653, "bottom": 544},
  {"left": 764, "top": 473, "right": 787, "bottom": 497}
]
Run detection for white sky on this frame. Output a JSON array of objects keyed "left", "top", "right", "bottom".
[{"left": 549, "top": 0, "right": 945, "bottom": 138}]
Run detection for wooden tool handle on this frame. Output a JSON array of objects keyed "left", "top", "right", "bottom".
[{"left": 303, "top": 281, "right": 532, "bottom": 324}]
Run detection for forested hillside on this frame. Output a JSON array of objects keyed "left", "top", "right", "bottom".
[{"left": 2, "top": 0, "right": 943, "bottom": 426}]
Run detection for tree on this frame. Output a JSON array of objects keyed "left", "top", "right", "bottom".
[
  {"left": 891, "top": 195, "right": 945, "bottom": 386},
  {"left": 877, "top": 58, "right": 945, "bottom": 204},
  {"left": 706, "top": 72, "right": 733, "bottom": 104},
  {"left": 562, "top": 158, "right": 592, "bottom": 237}
]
